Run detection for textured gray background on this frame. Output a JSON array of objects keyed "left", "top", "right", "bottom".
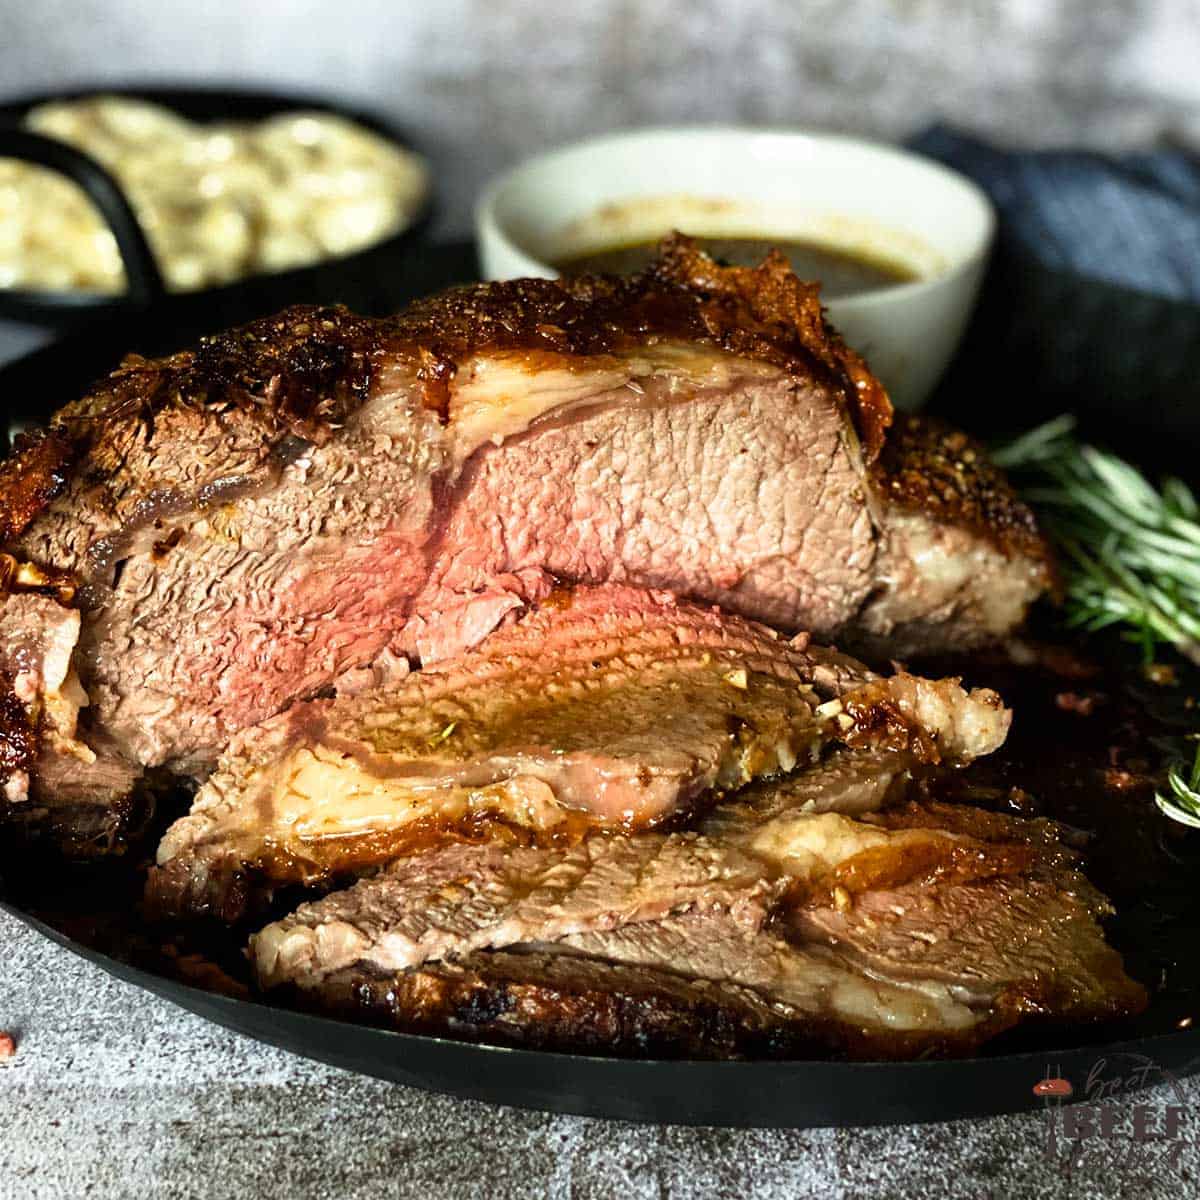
[
  {"left": 5, "top": 2, "right": 1200, "bottom": 1196},
  {"left": 2, "top": 0, "right": 1200, "bottom": 235},
  {"left": 4, "top": 909, "right": 1200, "bottom": 1200}
]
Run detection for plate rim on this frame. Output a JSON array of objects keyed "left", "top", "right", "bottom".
[{"left": 6, "top": 894, "right": 1198, "bottom": 1128}]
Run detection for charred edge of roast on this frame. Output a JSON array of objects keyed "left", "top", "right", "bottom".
[
  {"left": 648, "top": 234, "right": 891, "bottom": 460},
  {"left": 2, "top": 236, "right": 890, "bottom": 539},
  {"left": 286, "top": 952, "right": 1001, "bottom": 1061},
  {"left": 871, "top": 414, "right": 1053, "bottom": 570},
  {"left": 0, "top": 429, "right": 75, "bottom": 545},
  {"left": 143, "top": 852, "right": 258, "bottom": 924}
]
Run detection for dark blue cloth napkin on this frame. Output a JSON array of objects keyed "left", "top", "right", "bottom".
[{"left": 911, "top": 126, "right": 1200, "bottom": 304}]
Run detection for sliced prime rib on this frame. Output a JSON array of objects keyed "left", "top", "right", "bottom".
[
  {"left": 250, "top": 770, "right": 1144, "bottom": 1057},
  {"left": 250, "top": 828, "right": 991, "bottom": 1056},
  {"left": 316, "top": 946, "right": 801, "bottom": 1059},
  {"left": 249, "top": 782, "right": 1031, "bottom": 995},
  {"left": 247, "top": 746, "right": 919, "bottom": 989},
  {"left": 149, "top": 584, "right": 1008, "bottom": 919},
  {"left": 783, "top": 801, "right": 1147, "bottom": 1023},
  {"left": 547, "top": 915, "right": 989, "bottom": 1054},
  {"left": 315, "top": 917, "right": 991, "bottom": 1060},
  {"left": 251, "top": 834, "right": 782, "bottom": 991},
  {"left": 0, "top": 236, "right": 1050, "bottom": 846}
]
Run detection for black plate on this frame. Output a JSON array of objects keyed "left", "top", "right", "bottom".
[
  {"left": 4, "top": 895, "right": 1199, "bottom": 1128},
  {"left": 0, "top": 84, "right": 433, "bottom": 327},
  {"left": 3, "top": 241, "right": 1200, "bottom": 1128}
]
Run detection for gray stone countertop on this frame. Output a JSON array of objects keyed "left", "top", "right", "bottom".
[{"left": 2, "top": 908, "right": 1197, "bottom": 1200}]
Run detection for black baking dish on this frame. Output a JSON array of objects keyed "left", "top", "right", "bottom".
[{"left": 0, "top": 84, "right": 433, "bottom": 328}]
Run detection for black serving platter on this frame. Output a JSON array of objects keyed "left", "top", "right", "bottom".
[
  {"left": 3, "top": 893, "right": 1199, "bottom": 1128},
  {"left": 3, "top": 241, "right": 1200, "bottom": 1128},
  {"left": 0, "top": 84, "right": 433, "bottom": 328}
]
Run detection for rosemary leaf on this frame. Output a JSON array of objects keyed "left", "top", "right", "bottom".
[
  {"left": 1156, "top": 744, "right": 1200, "bottom": 830},
  {"left": 995, "top": 417, "right": 1200, "bottom": 667}
]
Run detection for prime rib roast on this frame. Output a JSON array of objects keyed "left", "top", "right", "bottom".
[
  {"left": 0, "top": 237, "right": 1049, "bottom": 851},
  {"left": 250, "top": 772, "right": 1145, "bottom": 1059},
  {"left": 147, "top": 583, "right": 1008, "bottom": 921},
  {"left": 1, "top": 238, "right": 1143, "bottom": 1061}
]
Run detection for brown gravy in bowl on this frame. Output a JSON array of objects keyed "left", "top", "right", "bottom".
[{"left": 554, "top": 237, "right": 917, "bottom": 298}]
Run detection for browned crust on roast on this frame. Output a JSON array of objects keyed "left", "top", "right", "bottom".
[
  {"left": 0, "top": 429, "right": 74, "bottom": 544},
  {"left": 872, "top": 414, "right": 1053, "bottom": 568},
  {"left": 58, "top": 309, "right": 379, "bottom": 438},
  {"left": 304, "top": 952, "right": 999, "bottom": 1061},
  {"left": 394, "top": 234, "right": 889, "bottom": 452},
  {"left": 1, "top": 236, "right": 890, "bottom": 539},
  {"left": 649, "top": 236, "right": 892, "bottom": 460},
  {"left": 325, "top": 954, "right": 790, "bottom": 1059}
]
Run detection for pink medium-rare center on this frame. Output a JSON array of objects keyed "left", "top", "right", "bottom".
[{"left": 0, "top": 238, "right": 1050, "bottom": 851}]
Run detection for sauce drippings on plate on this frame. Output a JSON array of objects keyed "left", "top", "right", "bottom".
[{"left": 555, "top": 237, "right": 917, "bottom": 298}]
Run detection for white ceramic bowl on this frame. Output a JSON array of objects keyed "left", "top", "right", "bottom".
[{"left": 476, "top": 127, "right": 995, "bottom": 410}]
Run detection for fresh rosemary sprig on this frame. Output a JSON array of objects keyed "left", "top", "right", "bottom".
[
  {"left": 993, "top": 416, "right": 1200, "bottom": 667},
  {"left": 1156, "top": 742, "right": 1200, "bottom": 830},
  {"left": 995, "top": 418, "right": 1200, "bottom": 829}
]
